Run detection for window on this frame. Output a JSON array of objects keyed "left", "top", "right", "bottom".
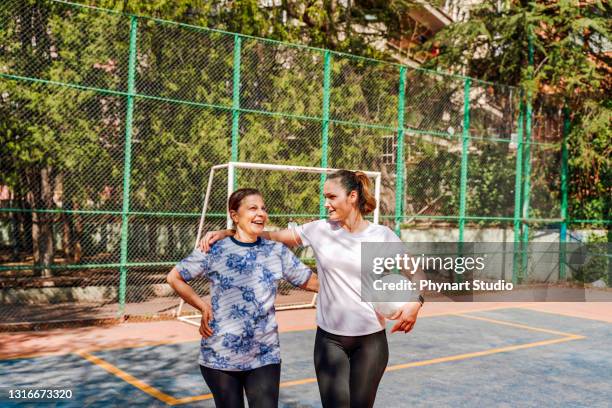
[{"left": 381, "top": 135, "right": 396, "bottom": 165}]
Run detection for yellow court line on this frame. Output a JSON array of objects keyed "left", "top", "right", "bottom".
[
  {"left": 75, "top": 350, "right": 211, "bottom": 406},
  {"left": 455, "top": 313, "right": 584, "bottom": 337},
  {"left": 419, "top": 304, "right": 528, "bottom": 318},
  {"left": 516, "top": 305, "right": 612, "bottom": 324},
  {"left": 385, "top": 335, "right": 584, "bottom": 372}
]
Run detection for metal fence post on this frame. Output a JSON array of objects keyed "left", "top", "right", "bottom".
[
  {"left": 455, "top": 78, "right": 471, "bottom": 283},
  {"left": 520, "top": 99, "right": 533, "bottom": 282},
  {"left": 394, "top": 66, "right": 407, "bottom": 236},
  {"left": 559, "top": 107, "right": 570, "bottom": 280},
  {"left": 520, "top": 34, "right": 535, "bottom": 283},
  {"left": 118, "top": 15, "right": 138, "bottom": 318},
  {"left": 230, "top": 34, "right": 242, "bottom": 193},
  {"left": 458, "top": 78, "right": 471, "bottom": 243},
  {"left": 512, "top": 98, "right": 525, "bottom": 285},
  {"left": 319, "top": 50, "right": 331, "bottom": 218}
]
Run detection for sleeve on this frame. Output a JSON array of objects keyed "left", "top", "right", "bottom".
[
  {"left": 384, "top": 227, "right": 403, "bottom": 243},
  {"left": 294, "top": 220, "right": 321, "bottom": 247},
  {"left": 279, "top": 244, "right": 312, "bottom": 287},
  {"left": 382, "top": 228, "right": 417, "bottom": 283},
  {"left": 174, "top": 249, "right": 210, "bottom": 282}
]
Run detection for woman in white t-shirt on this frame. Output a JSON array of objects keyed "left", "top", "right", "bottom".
[{"left": 201, "top": 170, "right": 423, "bottom": 408}]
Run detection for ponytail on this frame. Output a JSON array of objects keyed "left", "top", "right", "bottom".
[
  {"left": 354, "top": 171, "right": 377, "bottom": 215},
  {"left": 327, "top": 170, "right": 377, "bottom": 215}
]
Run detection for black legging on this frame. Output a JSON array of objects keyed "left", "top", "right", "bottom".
[
  {"left": 200, "top": 363, "right": 281, "bottom": 408},
  {"left": 314, "top": 327, "right": 389, "bottom": 408}
]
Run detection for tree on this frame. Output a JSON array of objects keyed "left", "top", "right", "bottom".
[
  {"left": 423, "top": 0, "right": 611, "bottom": 222},
  {"left": 1, "top": 0, "right": 129, "bottom": 275}
]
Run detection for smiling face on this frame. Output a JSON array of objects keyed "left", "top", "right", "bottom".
[
  {"left": 230, "top": 194, "right": 268, "bottom": 236},
  {"left": 323, "top": 179, "right": 358, "bottom": 222}
]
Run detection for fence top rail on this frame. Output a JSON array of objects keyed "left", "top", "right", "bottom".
[
  {"left": 43, "top": 0, "right": 518, "bottom": 91},
  {"left": 224, "top": 162, "right": 381, "bottom": 178}
]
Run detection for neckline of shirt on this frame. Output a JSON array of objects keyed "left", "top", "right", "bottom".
[
  {"left": 230, "top": 236, "right": 262, "bottom": 247},
  {"left": 332, "top": 220, "right": 376, "bottom": 238}
]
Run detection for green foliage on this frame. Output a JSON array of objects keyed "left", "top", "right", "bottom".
[
  {"left": 424, "top": 0, "right": 611, "bottom": 221},
  {"left": 572, "top": 233, "right": 610, "bottom": 284},
  {"left": 404, "top": 137, "right": 461, "bottom": 217},
  {"left": 466, "top": 141, "right": 517, "bottom": 218}
]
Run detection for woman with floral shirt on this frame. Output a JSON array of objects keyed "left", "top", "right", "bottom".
[{"left": 167, "top": 188, "right": 318, "bottom": 408}]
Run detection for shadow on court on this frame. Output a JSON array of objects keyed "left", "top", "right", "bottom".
[{"left": 2, "top": 308, "right": 611, "bottom": 407}]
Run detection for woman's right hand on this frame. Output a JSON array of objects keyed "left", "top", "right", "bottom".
[{"left": 199, "top": 229, "right": 233, "bottom": 252}]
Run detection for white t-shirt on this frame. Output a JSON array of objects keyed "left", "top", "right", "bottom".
[{"left": 296, "top": 219, "right": 402, "bottom": 336}]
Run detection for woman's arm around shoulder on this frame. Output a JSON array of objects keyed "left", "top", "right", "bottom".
[
  {"left": 262, "top": 228, "right": 302, "bottom": 248},
  {"left": 199, "top": 227, "right": 302, "bottom": 251}
]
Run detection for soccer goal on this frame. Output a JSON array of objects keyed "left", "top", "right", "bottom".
[{"left": 176, "top": 162, "right": 382, "bottom": 327}]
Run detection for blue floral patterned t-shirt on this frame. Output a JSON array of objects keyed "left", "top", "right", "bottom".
[{"left": 176, "top": 236, "right": 312, "bottom": 371}]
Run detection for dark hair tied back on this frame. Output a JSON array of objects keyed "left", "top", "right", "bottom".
[{"left": 327, "top": 170, "right": 377, "bottom": 215}]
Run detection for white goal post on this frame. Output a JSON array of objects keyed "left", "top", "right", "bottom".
[{"left": 176, "top": 162, "right": 382, "bottom": 326}]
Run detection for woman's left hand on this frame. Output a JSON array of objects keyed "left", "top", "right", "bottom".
[{"left": 390, "top": 301, "right": 421, "bottom": 334}]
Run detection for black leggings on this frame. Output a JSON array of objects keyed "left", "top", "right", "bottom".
[
  {"left": 200, "top": 363, "right": 280, "bottom": 408},
  {"left": 314, "top": 327, "right": 389, "bottom": 408}
]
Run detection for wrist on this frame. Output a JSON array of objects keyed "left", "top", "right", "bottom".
[{"left": 198, "top": 299, "right": 211, "bottom": 311}]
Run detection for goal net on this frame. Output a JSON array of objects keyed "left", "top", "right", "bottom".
[{"left": 176, "top": 162, "right": 382, "bottom": 327}]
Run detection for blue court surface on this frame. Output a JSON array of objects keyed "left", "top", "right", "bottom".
[{"left": 2, "top": 308, "right": 611, "bottom": 407}]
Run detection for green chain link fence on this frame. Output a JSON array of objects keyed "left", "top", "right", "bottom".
[{"left": 1, "top": 0, "right": 609, "bottom": 325}]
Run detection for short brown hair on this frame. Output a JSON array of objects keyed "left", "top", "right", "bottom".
[{"left": 228, "top": 188, "right": 262, "bottom": 212}]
